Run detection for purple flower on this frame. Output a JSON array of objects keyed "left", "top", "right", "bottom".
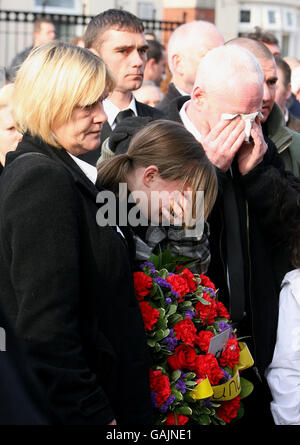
[
  {"left": 185, "top": 308, "right": 194, "bottom": 319},
  {"left": 171, "top": 289, "right": 180, "bottom": 299},
  {"left": 219, "top": 369, "right": 232, "bottom": 384},
  {"left": 203, "top": 287, "right": 216, "bottom": 297},
  {"left": 162, "top": 329, "right": 178, "bottom": 351},
  {"left": 165, "top": 297, "right": 172, "bottom": 304},
  {"left": 218, "top": 321, "right": 233, "bottom": 338},
  {"left": 151, "top": 392, "right": 158, "bottom": 408},
  {"left": 154, "top": 276, "right": 171, "bottom": 289},
  {"left": 159, "top": 394, "right": 176, "bottom": 413},
  {"left": 141, "top": 261, "right": 156, "bottom": 275},
  {"left": 202, "top": 397, "right": 213, "bottom": 409},
  {"left": 175, "top": 378, "right": 186, "bottom": 394}
]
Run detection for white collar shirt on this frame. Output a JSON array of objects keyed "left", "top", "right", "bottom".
[{"left": 103, "top": 96, "right": 138, "bottom": 130}]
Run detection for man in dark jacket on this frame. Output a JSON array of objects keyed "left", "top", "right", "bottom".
[
  {"left": 158, "top": 20, "right": 224, "bottom": 112},
  {"left": 163, "top": 45, "right": 300, "bottom": 424},
  {"left": 78, "top": 9, "right": 164, "bottom": 166}
]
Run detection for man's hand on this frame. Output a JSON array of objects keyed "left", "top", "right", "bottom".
[
  {"left": 199, "top": 117, "right": 245, "bottom": 171},
  {"left": 237, "top": 120, "right": 268, "bottom": 175}
]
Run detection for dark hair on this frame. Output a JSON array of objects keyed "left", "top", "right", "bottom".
[
  {"left": 84, "top": 9, "right": 144, "bottom": 50},
  {"left": 97, "top": 119, "right": 218, "bottom": 220},
  {"left": 33, "top": 18, "right": 54, "bottom": 33},
  {"left": 244, "top": 26, "right": 279, "bottom": 45},
  {"left": 146, "top": 39, "right": 165, "bottom": 63},
  {"left": 275, "top": 55, "right": 291, "bottom": 87}
]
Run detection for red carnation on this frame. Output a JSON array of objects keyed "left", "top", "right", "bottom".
[
  {"left": 194, "top": 353, "right": 224, "bottom": 386},
  {"left": 167, "top": 344, "right": 197, "bottom": 371},
  {"left": 216, "top": 300, "right": 230, "bottom": 320},
  {"left": 166, "top": 274, "right": 190, "bottom": 300},
  {"left": 173, "top": 318, "right": 197, "bottom": 346},
  {"left": 164, "top": 413, "right": 189, "bottom": 425},
  {"left": 133, "top": 271, "right": 152, "bottom": 301},
  {"left": 219, "top": 338, "right": 240, "bottom": 369},
  {"left": 150, "top": 369, "right": 172, "bottom": 408},
  {"left": 199, "top": 274, "right": 216, "bottom": 291},
  {"left": 196, "top": 330, "right": 214, "bottom": 353},
  {"left": 178, "top": 268, "right": 197, "bottom": 293},
  {"left": 195, "top": 293, "right": 217, "bottom": 325},
  {"left": 139, "top": 301, "right": 160, "bottom": 332},
  {"left": 217, "top": 396, "right": 241, "bottom": 423}
]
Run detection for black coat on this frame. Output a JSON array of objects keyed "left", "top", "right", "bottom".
[
  {"left": 166, "top": 96, "right": 299, "bottom": 377},
  {"left": 157, "top": 82, "right": 187, "bottom": 113},
  {"left": 0, "top": 134, "right": 153, "bottom": 425},
  {"left": 78, "top": 99, "right": 165, "bottom": 166},
  {"left": 0, "top": 301, "right": 50, "bottom": 424}
]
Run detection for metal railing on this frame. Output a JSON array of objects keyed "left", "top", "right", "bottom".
[{"left": 0, "top": 10, "right": 183, "bottom": 72}]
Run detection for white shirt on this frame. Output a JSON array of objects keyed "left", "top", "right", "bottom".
[
  {"left": 265, "top": 269, "right": 300, "bottom": 425},
  {"left": 67, "top": 152, "right": 125, "bottom": 239},
  {"left": 103, "top": 96, "right": 138, "bottom": 130},
  {"left": 179, "top": 99, "right": 203, "bottom": 143},
  {"left": 67, "top": 152, "right": 97, "bottom": 185}
]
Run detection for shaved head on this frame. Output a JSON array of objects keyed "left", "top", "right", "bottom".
[
  {"left": 226, "top": 37, "right": 274, "bottom": 61},
  {"left": 167, "top": 20, "right": 224, "bottom": 94},
  {"left": 226, "top": 37, "right": 278, "bottom": 122},
  {"left": 194, "top": 45, "right": 264, "bottom": 97}
]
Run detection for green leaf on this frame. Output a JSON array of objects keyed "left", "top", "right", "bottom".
[
  {"left": 147, "top": 338, "right": 156, "bottom": 347},
  {"left": 198, "top": 414, "right": 211, "bottom": 425},
  {"left": 168, "top": 313, "right": 183, "bottom": 326},
  {"left": 175, "top": 406, "right": 193, "bottom": 416},
  {"left": 239, "top": 377, "right": 254, "bottom": 400},
  {"left": 172, "top": 389, "right": 183, "bottom": 401},
  {"left": 185, "top": 372, "right": 196, "bottom": 380},
  {"left": 166, "top": 304, "right": 177, "bottom": 317},
  {"left": 171, "top": 370, "right": 182, "bottom": 382},
  {"left": 196, "top": 295, "right": 211, "bottom": 305}
]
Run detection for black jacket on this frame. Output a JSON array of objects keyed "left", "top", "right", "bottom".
[
  {"left": 166, "top": 95, "right": 299, "bottom": 376},
  {"left": 0, "top": 134, "right": 153, "bottom": 425},
  {"left": 0, "top": 301, "right": 50, "bottom": 424},
  {"left": 157, "top": 82, "right": 183, "bottom": 113},
  {"left": 78, "top": 99, "right": 165, "bottom": 166}
]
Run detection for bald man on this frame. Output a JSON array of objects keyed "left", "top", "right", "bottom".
[
  {"left": 226, "top": 38, "right": 300, "bottom": 177},
  {"left": 158, "top": 20, "right": 224, "bottom": 112},
  {"left": 162, "top": 45, "right": 300, "bottom": 424}
]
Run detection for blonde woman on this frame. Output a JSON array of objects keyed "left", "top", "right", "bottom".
[
  {"left": 0, "top": 41, "right": 153, "bottom": 425},
  {"left": 97, "top": 119, "right": 218, "bottom": 272},
  {"left": 0, "top": 83, "right": 22, "bottom": 172}
]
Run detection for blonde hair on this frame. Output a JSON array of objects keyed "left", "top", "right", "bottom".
[
  {"left": 0, "top": 83, "right": 14, "bottom": 109},
  {"left": 97, "top": 119, "right": 217, "bottom": 219},
  {"left": 12, "top": 40, "right": 115, "bottom": 147}
]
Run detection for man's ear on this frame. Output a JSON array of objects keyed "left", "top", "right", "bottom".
[
  {"left": 171, "top": 54, "right": 184, "bottom": 76},
  {"left": 142, "top": 165, "right": 159, "bottom": 188},
  {"left": 192, "top": 86, "right": 205, "bottom": 111}
]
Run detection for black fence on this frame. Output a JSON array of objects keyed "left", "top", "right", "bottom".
[{"left": 0, "top": 10, "right": 183, "bottom": 71}]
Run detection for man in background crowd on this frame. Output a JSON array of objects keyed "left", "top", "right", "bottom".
[
  {"left": 143, "top": 39, "right": 167, "bottom": 87},
  {"left": 158, "top": 20, "right": 224, "bottom": 112},
  {"left": 79, "top": 8, "right": 164, "bottom": 166},
  {"left": 8, "top": 18, "right": 55, "bottom": 81},
  {"left": 244, "top": 26, "right": 281, "bottom": 56},
  {"left": 275, "top": 56, "right": 300, "bottom": 132}
]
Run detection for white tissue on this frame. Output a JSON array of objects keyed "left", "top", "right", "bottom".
[{"left": 221, "top": 111, "right": 263, "bottom": 142}]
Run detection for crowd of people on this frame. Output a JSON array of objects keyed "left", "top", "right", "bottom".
[{"left": 0, "top": 8, "right": 299, "bottom": 427}]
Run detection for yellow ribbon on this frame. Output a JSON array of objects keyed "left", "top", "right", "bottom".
[
  {"left": 188, "top": 342, "right": 254, "bottom": 402},
  {"left": 190, "top": 377, "right": 213, "bottom": 400}
]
